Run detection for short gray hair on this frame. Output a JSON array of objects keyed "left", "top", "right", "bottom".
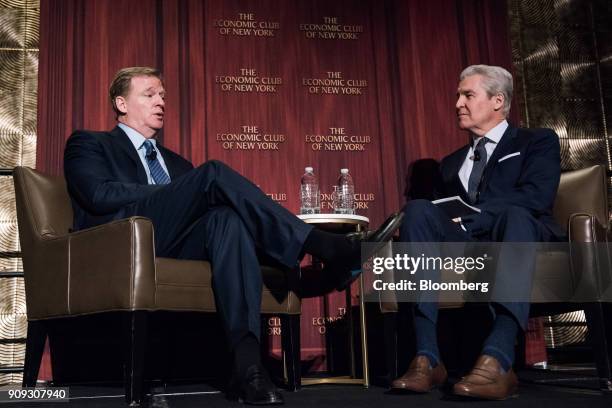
[{"left": 460, "top": 65, "right": 513, "bottom": 116}]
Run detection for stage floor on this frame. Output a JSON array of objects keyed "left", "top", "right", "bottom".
[{"left": 2, "top": 369, "right": 612, "bottom": 408}]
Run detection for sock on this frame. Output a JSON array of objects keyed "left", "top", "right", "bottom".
[
  {"left": 481, "top": 308, "right": 519, "bottom": 372},
  {"left": 233, "top": 334, "right": 261, "bottom": 377},
  {"left": 414, "top": 309, "right": 440, "bottom": 368},
  {"left": 302, "top": 228, "right": 355, "bottom": 264}
]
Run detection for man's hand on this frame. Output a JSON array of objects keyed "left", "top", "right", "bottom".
[{"left": 452, "top": 217, "right": 467, "bottom": 232}]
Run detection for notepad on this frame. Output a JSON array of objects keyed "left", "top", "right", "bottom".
[{"left": 431, "top": 196, "right": 481, "bottom": 219}]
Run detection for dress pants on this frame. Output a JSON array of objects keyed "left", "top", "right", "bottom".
[
  {"left": 400, "top": 199, "right": 556, "bottom": 329},
  {"left": 122, "top": 160, "right": 313, "bottom": 347}
]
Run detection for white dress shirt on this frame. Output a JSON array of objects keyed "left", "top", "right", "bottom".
[
  {"left": 118, "top": 123, "right": 171, "bottom": 185},
  {"left": 458, "top": 120, "right": 508, "bottom": 192}
]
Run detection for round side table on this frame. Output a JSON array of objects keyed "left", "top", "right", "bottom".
[{"left": 297, "top": 214, "right": 370, "bottom": 387}]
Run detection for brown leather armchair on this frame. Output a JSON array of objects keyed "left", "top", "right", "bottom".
[
  {"left": 530, "top": 165, "right": 612, "bottom": 391},
  {"left": 382, "top": 165, "right": 612, "bottom": 391},
  {"left": 13, "top": 166, "right": 303, "bottom": 405}
]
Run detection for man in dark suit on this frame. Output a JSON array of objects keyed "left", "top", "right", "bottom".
[
  {"left": 391, "top": 65, "right": 563, "bottom": 400},
  {"left": 64, "top": 67, "right": 402, "bottom": 405}
]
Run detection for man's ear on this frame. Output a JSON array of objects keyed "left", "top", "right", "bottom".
[
  {"left": 115, "top": 96, "right": 128, "bottom": 115},
  {"left": 493, "top": 93, "right": 505, "bottom": 111}
]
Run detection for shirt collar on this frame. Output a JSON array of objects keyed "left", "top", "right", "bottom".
[
  {"left": 118, "top": 123, "right": 158, "bottom": 151},
  {"left": 470, "top": 119, "right": 508, "bottom": 147}
]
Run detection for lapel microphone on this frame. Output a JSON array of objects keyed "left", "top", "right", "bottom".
[
  {"left": 470, "top": 149, "right": 481, "bottom": 162},
  {"left": 473, "top": 149, "right": 481, "bottom": 162},
  {"left": 146, "top": 149, "right": 157, "bottom": 161}
]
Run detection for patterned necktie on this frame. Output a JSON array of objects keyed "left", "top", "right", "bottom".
[
  {"left": 142, "top": 140, "right": 171, "bottom": 185},
  {"left": 467, "top": 137, "right": 489, "bottom": 204}
]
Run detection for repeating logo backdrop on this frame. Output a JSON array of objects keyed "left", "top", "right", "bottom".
[{"left": 36, "top": 0, "right": 513, "bottom": 372}]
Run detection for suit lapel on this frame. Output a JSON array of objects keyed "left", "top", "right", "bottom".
[
  {"left": 156, "top": 144, "right": 180, "bottom": 179},
  {"left": 479, "top": 125, "right": 517, "bottom": 192},
  {"left": 110, "top": 126, "right": 149, "bottom": 184},
  {"left": 487, "top": 125, "right": 516, "bottom": 165},
  {"left": 446, "top": 145, "right": 471, "bottom": 199}
]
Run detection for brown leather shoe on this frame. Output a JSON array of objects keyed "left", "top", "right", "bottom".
[
  {"left": 391, "top": 355, "right": 447, "bottom": 393},
  {"left": 453, "top": 355, "right": 518, "bottom": 400}
]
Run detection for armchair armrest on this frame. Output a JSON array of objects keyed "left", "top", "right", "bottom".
[
  {"left": 567, "top": 214, "right": 611, "bottom": 302},
  {"left": 27, "top": 217, "right": 157, "bottom": 319},
  {"left": 67, "top": 217, "right": 157, "bottom": 314},
  {"left": 568, "top": 213, "right": 609, "bottom": 244}
]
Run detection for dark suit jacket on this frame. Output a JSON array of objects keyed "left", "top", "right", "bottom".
[
  {"left": 64, "top": 126, "right": 193, "bottom": 230},
  {"left": 436, "top": 124, "right": 564, "bottom": 239}
]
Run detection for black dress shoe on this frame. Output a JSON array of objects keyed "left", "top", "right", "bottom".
[
  {"left": 327, "top": 212, "right": 405, "bottom": 290},
  {"left": 367, "top": 211, "right": 405, "bottom": 248},
  {"left": 228, "top": 364, "right": 284, "bottom": 405}
]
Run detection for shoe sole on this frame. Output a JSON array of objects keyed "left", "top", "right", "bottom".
[
  {"left": 452, "top": 388, "right": 519, "bottom": 401},
  {"left": 361, "top": 212, "right": 405, "bottom": 261},
  {"left": 390, "top": 379, "right": 447, "bottom": 394},
  {"left": 335, "top": 213, "right": 405, "bottom": 291}
]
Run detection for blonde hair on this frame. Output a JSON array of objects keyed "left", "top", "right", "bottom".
[{"left": 109, "top": 67, "right": 162, "bottom": 117}]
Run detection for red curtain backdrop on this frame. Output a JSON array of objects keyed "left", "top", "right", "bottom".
[
  {"left": 38, "top": 0, "right": 513, "bottom": 214},
  {"left": 36, "top": 0, "right": 517, "bottom": 372}
]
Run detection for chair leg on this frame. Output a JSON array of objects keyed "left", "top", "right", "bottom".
[
  {"left": 280, "top": 314, "right": 301, "bottom": 391},
  {"left": 124, "top": 311, "right": 148, "bottom": 406},
  {"left": 584, "top": 303, "right": 612, "bottom": 391},
  {"left": 383, "top": 312, "right": 399, "bottom": 383},
  {"left": 22, "top": 320, "right": 47, "bottom": 387}
]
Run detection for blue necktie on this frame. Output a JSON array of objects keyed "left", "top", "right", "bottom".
[
  {"left": 467, "top": 137, "right": 489, "bottom": 203},
  {"left": 142, "top": 140, "right": 171, "bottom": 185}
]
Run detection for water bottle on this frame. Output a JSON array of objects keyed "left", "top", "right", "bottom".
[
  {"left": 334, "top": 168, "right": 355, "bottom": 215},
  {"left": 300, "top": 166, "right": 320, "bottom": 214}
]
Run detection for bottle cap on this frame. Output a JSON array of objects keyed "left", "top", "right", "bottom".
[
  {"left": 305, "top": 166, "right": 313, "bottom": 172},
  {"left": 340, "top": 168, "right": 349, "bottom": 174}
]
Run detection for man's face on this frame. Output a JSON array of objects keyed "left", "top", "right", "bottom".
[
  {"left": 455, "top": 74, "right": 504, "bottom": 136},
  {"left": 115, "top": 75, "right": 165, "bottom": 138}
]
